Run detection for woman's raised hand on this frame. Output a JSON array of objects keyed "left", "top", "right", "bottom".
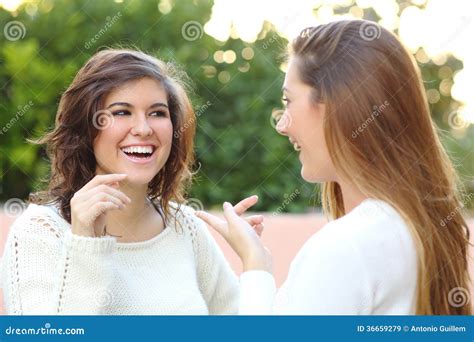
[
  {"left": 70, "top": 174, "right": 131, "bottom": 237},
  {"left": 195, "top": 195, "right": 272, "bottom": 273}
]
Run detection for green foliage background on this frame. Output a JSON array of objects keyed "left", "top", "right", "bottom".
[{"left": 1, "top": 0, "right": 472, "bottom": 212}]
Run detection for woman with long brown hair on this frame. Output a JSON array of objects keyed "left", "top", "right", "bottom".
[
  {"left": 197, "top": 20, "right": 472, "bottom": 315},
  {"left": 0, "top": 49, "right": 255, "bottom": 315}
]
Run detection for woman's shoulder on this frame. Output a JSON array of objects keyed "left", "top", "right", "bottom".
[
  {"left": 320, "top": 199, "right": 409, "bottom": 239},
  {"left": 9, "top": 202, "right": 70, "bottom": 238},
  {"left": 167, "top": 201, "right": 214, "bottom": 243},
  {"left": 301, "top": 199, "right": 415, "bottom": 262}
]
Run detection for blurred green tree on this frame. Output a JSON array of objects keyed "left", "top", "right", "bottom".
[{"left": 0, "top": 0, "right": 472, "bottom": 212}]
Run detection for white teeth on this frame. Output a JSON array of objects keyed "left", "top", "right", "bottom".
[
  {"left": 121, "top": 146, "right": 154, "bottom": 154},
  {"left": 293, "top": 142, "right": 301, "bottom": 151}
]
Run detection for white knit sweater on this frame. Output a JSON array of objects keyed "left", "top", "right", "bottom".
[
  {"left": 239, "top": 199, "right": 418, "bottom": 314},
  {"left": 1, "top": 203, "right": 239, "bottom": 315}
]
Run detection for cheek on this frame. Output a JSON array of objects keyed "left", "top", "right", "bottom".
[
  {"left": 153, "top": 119, "right": 173, "bottom": 146},
  {"left": 93, "top": 124, "right": 128, "bottom": 153},
  {"left": 299, "top": 110, "right": 336, "bottom": 182}
]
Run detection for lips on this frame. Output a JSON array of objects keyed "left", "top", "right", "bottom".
[
  {"left": 119, "top": 144, "right": 157, "bottom": 164},
  {"left": 289, "top": 138, "right": 301, "bottom": 151}
]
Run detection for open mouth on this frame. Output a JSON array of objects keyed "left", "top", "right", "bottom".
[
  {"left": 120, "top": 145, "right": 156, "bottom": 162},
  {"left": 289, "top": 138, "right": 301, "bottom": 152}
]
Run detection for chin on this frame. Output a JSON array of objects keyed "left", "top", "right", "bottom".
[{"left": 127, "top": 172, "right": 159, "bottom": 185}]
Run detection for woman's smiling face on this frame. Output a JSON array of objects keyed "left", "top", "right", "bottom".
[
  {"left": 93, "top": 77, "right": 173, "bottom": 186},
  {"left": 277, "top": 57, "right": 336, "bottom": 183}
]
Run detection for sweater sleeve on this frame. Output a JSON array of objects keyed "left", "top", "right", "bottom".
[
  {"left": 238, "top": 229, "right": 373, "bottom": 315},
  {"left": 239, "top": 271, "right": 276, "bottom": 315},
  {"left": 181, "top": 207, "right": 239, "bottom": 315},
  {"left": 1, "top": 204, "right": 117, "bottom": 315}
]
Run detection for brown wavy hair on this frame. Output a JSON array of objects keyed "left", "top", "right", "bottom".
[
  {"left": 30, "top": 49, "right": 196, "bottom": 224},
  {"left": 290, "top": 20, "right": 471, "bottom": 314}
]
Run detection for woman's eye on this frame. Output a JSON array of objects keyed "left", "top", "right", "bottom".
[
  {"left": 150, "top": 111, "right": 168, "bottom": 117},
  {"left": 112, "top": 110, "right": 131, "bottom": 116}
]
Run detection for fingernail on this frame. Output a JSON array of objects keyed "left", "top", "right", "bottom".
[
  {"left": 223, "top": 202, "right": 231, "bottom": 209},
  {"left": 253, "top": 195, "right": 259, "bottom": 200}
]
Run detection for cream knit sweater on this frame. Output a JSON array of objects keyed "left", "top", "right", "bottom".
[
  {"left": 1, "top": 203, "right": 239, "bottom": 315},
  {"left": 238, "top": 199, "right": 418, "bottom": 314}
]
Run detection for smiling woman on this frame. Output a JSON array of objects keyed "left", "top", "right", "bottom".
[{"left": 0, "top": 49, "right": 241, "bottom": 315}]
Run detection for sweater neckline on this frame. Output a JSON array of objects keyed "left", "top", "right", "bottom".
[
  {"left": 115, "top": 226, "right": 173, "bottom": 249},
  {"left": 37, "top": 203, "right": 175, "bottom": 250}
]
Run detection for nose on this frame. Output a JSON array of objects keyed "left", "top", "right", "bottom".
[
  {"left": 131, "top": 115, "right": 153, "bottom": 136},
  {"left": 276, "top": 111, "right": 290, "bottom": 136}
]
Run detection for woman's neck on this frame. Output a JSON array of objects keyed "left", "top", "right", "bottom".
[
  {"left": 337, "top": 179, "right": 368, "bottom": 214},
  {"left": 104, "top": 181, "right": 163, "bottom": 242}
]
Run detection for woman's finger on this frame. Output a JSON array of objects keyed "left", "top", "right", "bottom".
[
  {"left": 223, "top": 202, "right": 243, "bottom": 224},
  {"left": 254, "top": 223, "right": 264, "bottom": 237},
  {"left": 88, "top": 192, "right": 124, "bottom": 209},
  {"left": 233, "top": 195, "right": 258, "bottom": 216},
  {"left": 82, "top": 173, "right": 128, "bottom": 192},
  {"left": 195, "top": 210, "right": 228, "bottom": 236},
  {"left": 95, "top": 184, "right": 131, "bottom": 205},
  {"left": 245, "top": 214, "right": 264, "bottom": 226}
]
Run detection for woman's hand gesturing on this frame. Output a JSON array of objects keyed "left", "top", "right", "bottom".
[
  {"left": 195, "top": 195, "right": 272, "bottom": 273},
  {"left": 70, "top": 174, "right": 131, "bottom": 237}
]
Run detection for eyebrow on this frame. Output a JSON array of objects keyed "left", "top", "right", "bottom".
[{"left": 107, "top": 102, "right": 169, "bottom": 109}]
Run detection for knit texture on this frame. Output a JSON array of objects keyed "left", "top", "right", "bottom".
[
  {"left": 239, "top": 199, "right": 418, "bottom": 314},
  {"left": 1, "top": 203, "right": 239, "bottom": 315}
]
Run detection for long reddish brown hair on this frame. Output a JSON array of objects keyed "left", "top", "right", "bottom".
[
  {"left": 30, "top": 49, "right": 196, "bottom": 224},
  {"left": 291, "top": 20, "right": 471, "bottom": 314}
]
